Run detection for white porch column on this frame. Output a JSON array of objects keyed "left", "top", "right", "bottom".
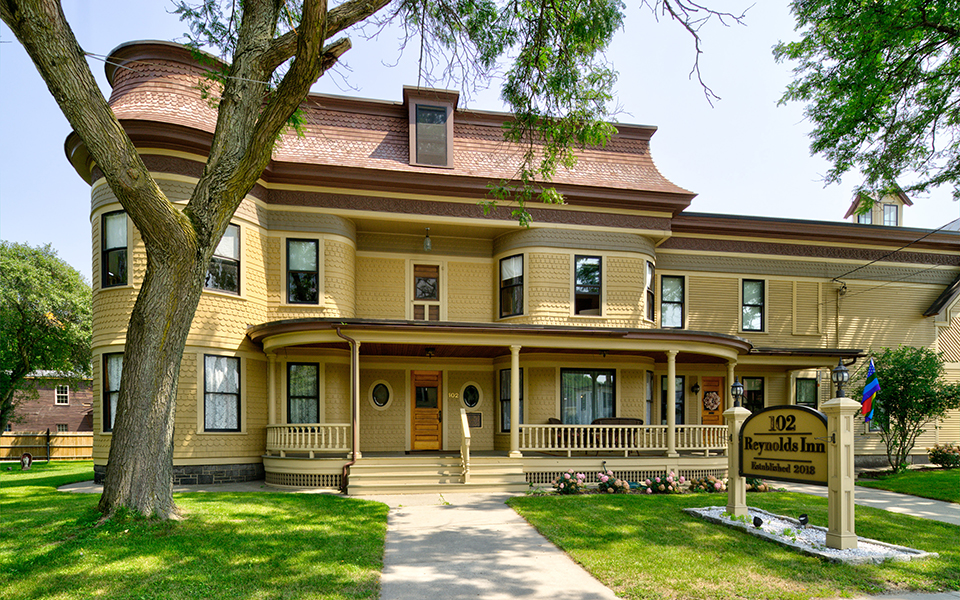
[
  {"left": 509, "top": 345, "right": 522, "bottom": 458},
  {"left": 666, "top": 350, "right": 678, "bottom": 457},
  {"left": 267, "top": 353, "right": 277, "bottom": 425},
  {"left": 726, "top": 361, "right": 737, "bottom": 410},
  {"left": 351, "top": 341, "right": 362, "bottom": 460},
  {"left": 787, "top": 370, "right": 797, "bottom": 405}
]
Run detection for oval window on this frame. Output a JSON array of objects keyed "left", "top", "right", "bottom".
[
  {"left": 463, "top": 384, "right": 480, "bottom": 408},
  {"left": 372, "top": 383, "right": 390, "bottom": 407}
]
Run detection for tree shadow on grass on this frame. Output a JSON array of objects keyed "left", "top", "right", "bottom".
[
  {"left": 2, "top": 491, "right": 388, "bottom": 600},
  {"left": 509, "top": 492, "right": 959, "bottom": 600}
]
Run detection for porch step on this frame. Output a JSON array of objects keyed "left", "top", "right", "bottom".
[{"left": 346, "top": 455, "right": 528, "bottom": 496}]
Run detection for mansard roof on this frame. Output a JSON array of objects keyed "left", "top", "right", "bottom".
[{"left": 69, "top": 40, "right": 694, "bottom": 215}]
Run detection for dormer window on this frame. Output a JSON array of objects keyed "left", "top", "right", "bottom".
[
  {"left": 416, "top": 105, "right": 448, "bottom": 166},
  {"left": 405, "top": 87, "right": 458, "bottom": 168}
]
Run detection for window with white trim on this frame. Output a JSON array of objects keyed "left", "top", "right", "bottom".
[
  {"left": 103, "top": 353, "right": 123, "bottom": 432},
  {"left": 287, "top": 239, "right": 319, "bottom": 304},
  {"left": 287, "top": 363, "right": 319, "bottom": 423},
  {"left": 660, "top": 375, "right": 685, "bottom": 425},
  {"left": 500, "top": 255, "right": 523, "bottom": 318},
  {"left": 500, "top": 368, "right": 523, "bottom": 432},
  {"left": 796, "top": 378, "right": 817, "bottom": 409},
  {"left": 645, "top": 262, "right": 655, "bottom": 321},
  {"left": 742, "top": 279, "right": 765, "bottom": 331},
  {"left": 883, "top": 204, "right": 898, "bottom": 226},
  {"left": 56, "top": 424, "right": 68, "bottom": 432},
  {"left": 413, "top": 264, "right": 441, "bottom": 321},
  {"left": 204, "top": 355, "right": 240, "bottom": 431},
  {"left": 205, "top": 224, "right": 240, "bottom": 294},
  {"left": 743, "top": 377, "right": 764, "bottom": 414},
  {"left": 661, "top": 275, "right": 684, "bottom": 328},
  {"left": 55, "top": 385, "right": 69, "bottom": 405},
  {"left": 561, "top": 369, "right": 615, "bottom": 424},
  {"left": 574, "top": 255, "right": 601, "bottom": 315},
  {"left": 857, "top": 211, "right": 872, "bottom": 224},
  {"left": 102, "top": 211, "right": 127, "bottom": 288}
]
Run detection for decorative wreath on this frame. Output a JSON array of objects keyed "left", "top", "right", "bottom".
[{"left": 702, "top": 391, "right": 721, "bottom": 411}]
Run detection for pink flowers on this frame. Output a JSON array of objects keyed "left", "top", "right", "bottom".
[
  {"left": 553, "top": 469, "right": 587, "bottom": 494},
  {"left": 637, "top": 470, "right": 684, "bottom": 495}
]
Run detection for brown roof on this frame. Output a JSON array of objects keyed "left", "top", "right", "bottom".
[{"left": 98, "top": 40, "right": 693, "bottom": 210}]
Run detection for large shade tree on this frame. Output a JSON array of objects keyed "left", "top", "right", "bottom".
[
  {"left": 0, "top": 241, "right": 91, "bottom": 432},
  {"left": 0, "top": 0, "right": 742, "bottom": 519},
  {"left": 775, "top": 0, "right": 960, "bottom": 202}
]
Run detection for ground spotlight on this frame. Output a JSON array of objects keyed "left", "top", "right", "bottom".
[
  {"left": 753, "top": 516, "right": 763, "bottom": 528},
  {"left": 798, "top": 514, "right": 809, "bottom": 529}
]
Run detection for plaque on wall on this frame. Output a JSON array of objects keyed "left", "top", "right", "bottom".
[{"left": 467, "top": 412, "right": 482, "bottom": 428}]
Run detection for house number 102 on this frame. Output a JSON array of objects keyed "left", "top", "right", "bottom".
[{"left": 768, "top": 414, "right": 796, "bottom": 432}]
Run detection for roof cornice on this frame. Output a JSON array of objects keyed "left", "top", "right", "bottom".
[{"left": 673, "top": 212, "right": 960, "bottom": 252}]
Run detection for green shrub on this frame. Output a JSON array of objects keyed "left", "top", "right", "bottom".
[
  {"left": 638, "top": 471, "right": 684, "bottom": 494},
  {"left": 596, "top": 470, "right": 630, "bottom": 494},
  {"left": 746, "top": 477, "right": 771, "bottom": 492},
  {"left": 552, "top": 469, "right": 587, "bottom": 494},
  {"left": 927, "top": 443, "right": 960, "bottom": 468},
  {"left": 690, "top": 474, "right": 726, "bottom": 493}
]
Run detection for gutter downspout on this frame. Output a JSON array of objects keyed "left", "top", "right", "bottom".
[{"left": 337, "top": 328, "right": 359, "bottom": 493}]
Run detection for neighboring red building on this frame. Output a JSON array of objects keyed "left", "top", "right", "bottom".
[{"left": 6, "top": 373, "right": 93, "bottom": 433}]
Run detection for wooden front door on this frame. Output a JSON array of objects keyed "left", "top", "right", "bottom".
[
  {"left": 700, "top": 376, "right": 725, "bottom": 425},
  {"left": 411, "top": 371, "right": 442, "bottom": 450}
]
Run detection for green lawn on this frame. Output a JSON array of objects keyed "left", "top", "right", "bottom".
[
  {"left": 508, "top": 492, "right": 960, "bottom": 600},
  {"left": 858, "top": 468, "right": 960, "bottom": 503},
  {"left": 0, "top": 461, "right": 388, "bottom": 600}
]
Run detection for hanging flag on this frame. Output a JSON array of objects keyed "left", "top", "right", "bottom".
[{"left": 862, "top": 359, "right": 880, "bottom": 422}]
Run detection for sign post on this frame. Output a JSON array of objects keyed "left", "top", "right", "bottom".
[
  {"left": 821, "top": 396, "right": 861, "bottom": 550},
  {"left": 736, "top": 404, "right": 858, "bottom": 550},
  {"left": 723, "top": 404, "right": 750, "bottom": 518}
]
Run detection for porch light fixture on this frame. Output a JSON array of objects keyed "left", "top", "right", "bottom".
[
  {"left": 425, "top": 347, "right": 436, "bottom": 358},
  {"left": 423, "top": 227, "right": 432, "bottom": 252},
  {"left": 832, "top": 359, "right": 849, "bottom": 398},
  {"left": 691, "top": 382, "right": 701, "bottom": 394},
  {"left": 731, "top": 378, "right": 744, "bottom": 408}
]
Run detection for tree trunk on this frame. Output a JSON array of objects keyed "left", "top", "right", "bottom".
[{"left": 98, "top": 250, "right": 205, "bottom": 519}]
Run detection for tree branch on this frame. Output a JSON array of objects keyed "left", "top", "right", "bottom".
[
  {"left": 262, "top": 0, "right": 391, "bottom": 71},
  {"left": 0, "top": 0, "right": 193, "bottom": 259}
]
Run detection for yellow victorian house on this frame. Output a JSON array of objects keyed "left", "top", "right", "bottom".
[{"left": 71, "top": 41, "right": 960, "bottom": 494}]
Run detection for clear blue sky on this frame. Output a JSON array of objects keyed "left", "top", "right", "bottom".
[{"left": 2, "top": 1, "right": 957, "bottom": 282}]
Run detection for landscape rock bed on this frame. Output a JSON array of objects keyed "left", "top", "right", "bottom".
[{"left": 685, "top": 506, "right": 939, "bottom": 565}]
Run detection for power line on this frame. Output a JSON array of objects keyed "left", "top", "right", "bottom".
[{"left": 832, "top": 217, "right": 960, "bottom": 284}]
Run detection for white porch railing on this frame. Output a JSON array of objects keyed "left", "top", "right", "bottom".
[
  {"left": 459, "top": 408, "right": 471, "bottom": 483},
  {"left": 520, "top": 424, "right": 727, "bottom": 457},
  {"left": 266, "top": 424, "right": 351, "bottom": 457}
]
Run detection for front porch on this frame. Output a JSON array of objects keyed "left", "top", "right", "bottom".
[{"left": 263, "top": 420, "right": 729, "bottom": 494}]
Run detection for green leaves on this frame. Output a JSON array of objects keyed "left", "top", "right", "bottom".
[
  {"left": 0, "top": 242, "right": 92, "bottom": 431},
  {"left": 853, "top": 346, "right": 960, "bottom": 471},
  {"left": 776, "top": 0, "right": 960, "bottom": 199}
]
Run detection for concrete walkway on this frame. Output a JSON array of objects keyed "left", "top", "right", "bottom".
[
  {"left": 368, "top": 493, "right": 618, "bottom": 600},
  {"left": 776, "top": 481, "right": 960, "bottom": 526}
]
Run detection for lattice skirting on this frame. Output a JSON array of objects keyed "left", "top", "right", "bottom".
[
  {"left": 526, "top": 467, "right": 728, "bottom": 486},
  {"left": 265, "top": 471, "right": 342, "bottom": 489}
]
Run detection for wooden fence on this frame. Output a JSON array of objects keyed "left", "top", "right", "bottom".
[{"left": 0, "top": 431, "right": 93, "bottom": 460}]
